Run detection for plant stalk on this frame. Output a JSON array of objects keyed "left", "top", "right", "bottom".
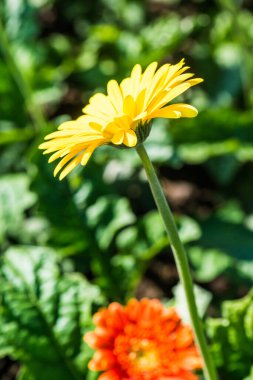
[{"left": 136, "top": 143, "right": 218, "bottom": 380}]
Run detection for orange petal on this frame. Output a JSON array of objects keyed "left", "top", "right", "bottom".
[
  {"left": 88, "top": 349, "right": 117, "bottom": 371},
  {"left": 98, "top": 369, "right": 121, "bottom": 380}
]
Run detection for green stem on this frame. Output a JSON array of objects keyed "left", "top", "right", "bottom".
[
  {"left": 0, "top": 18, "right": 47, "bottom": 131},
  {"left": 136, "top": 143, "right": 218, "bottom": 380}
]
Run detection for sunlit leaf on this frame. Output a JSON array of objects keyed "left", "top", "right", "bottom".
[
  {"left": 208, "top": 290, "right": 253, "bottom": 380},
  {"left": 0, "top": 246, "right": 104, "bottom": 380}
]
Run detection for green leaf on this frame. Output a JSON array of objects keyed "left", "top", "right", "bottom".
[
  {"left": 0, "top": 124, "right": 34, "bottom": 145},
  {"left": 0, "top": 174, "right": 37, "bottom": 243},
  {"left": 111, "top": 211, "right": 201, "bottom": 298},
  {"left": 142, "top": 14, "right": 192, "bottom": 51},
  {"left": 116, "top": 211, "right": 200, "bottom": 261},
  {"left": 0, "top": 246, "right": 104, "bottom": 380},
  {"left": 189, "top": 247, "right": 232, "bottom": 282},
  {"left": 177, "top": 215, "right": 202, "bottom": 244},
  {"left": 86, "top": 196, "right": 136, "bottom": 250},
  {"left": 208, "top": 289, "right": 253, "bottom": 380},
  {"left": 198, "top": 215, "right": 253, "bottom": 261},
  {"left": 173, "top": 283, "right": 212, "bottom": 322},
  {"left": 189, "top": 245, "right": 253, "bottom": 285},
  {"left": 17, "top": 367, "right": 35, "bottom": 380}
]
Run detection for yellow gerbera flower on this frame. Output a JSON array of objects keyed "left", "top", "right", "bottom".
[{"left": 39, "top": 59, "right": 203, "bottom": 180}]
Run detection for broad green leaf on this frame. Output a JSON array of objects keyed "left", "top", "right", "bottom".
[
  {"left": 86, "top": 196, "right": 136, "bottom": 250},
  {"left": 112, "top": 211, "right": 201, "bottom": 298},
  {"left": 142, "top": 13, "right": 194, "bottom": 52},
  {"left": 0, "top": 123, "right": 34, "bottom": 145},
  {"left": 189, "top": 245, "right": 253, "bottom": 285},
  {"left": 178, "top": 140, "right": 236, "bottom": 163},
  {"left": 177, "top": 215, "right": 202, "bottom": 243},
  {"left": 116, "top": 211, "right": 201, "bottom": 261},
  {"left": 199, "top": 216, "right": 253, "bottom": 261},
  {"left": 170, "top": 109, "right": 253, "bottom": 146},
  {"left": 189, "top": 247, "right": 232, "bottom": 282},
  {"left": 0, "top": 246, "right": 104, "bottom": 380},
  {"left": 173, "top": 283, "right": 212, "bottom": 323},
  {"left": 208, "top": 289, "right": 253, "bottom": 380},
  {"left": 17, "top": 367, "right": 35, "bottom": 380},
  {"left": 0, "top": 174, "right": 36, "bottom": 244}
]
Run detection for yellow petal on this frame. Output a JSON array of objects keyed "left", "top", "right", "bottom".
[
  {"left": 169, "top": 65, "right": 190, "bottom": 79},
  {"left": 48, "top": 149, "right": 68, "bottom": 163},
  {"left": 163, "top": 59, "right": 186, "bottom": 87},
  {"left": 82, "top": 104, "right": 110, "bottom": 120},
  {"left": 140, "top": 62, "right": 158, "bottom": 91},
  {"left": 76, "top": 115, "right": 107, "bottom": 126},
  {"left": 90, "top": 93, "right": 116, "bottom": 115},
  {"left": 133, "top": 111, "right": 147, "bottom": 121},
  {"left": 123, "top": 95, "right": 135, "bottom": 119},
  {"left": 149, "top": 108, "right": 181, "bottom": 119},
  {"left": 167, "top": 73, "right": 194, "bottom": 89},
  {"left": 57, "top": 120, "right": 81, "bottom": 130},
  {"left": 123, "top": 130, "right": 137, "bottom": 147},
  {"left": 147, "top": 83, "right": 191, "bottom": 114},
  {"left": 39, "top": 141, "right": 49, "bottom": 149},
  {"left": 103, "top": 122, "right": 121, "bottom": 135},
  {"left": 120, "top": 77, "right": 132, "bottom": 97},
  {"left": 107, "top": 80, "right": 123, "bottom": 112},
  {"left": 149, "top": 103, "right": 198, "bottom": 119},
  {"left": 130, "top": 64, "right": 142, "bottom": 98},
  {"left": 54, "top": 150, "right": 81, "bottom": 177},
  {"left": 164, "top": 83, "right": 192, "bottom": 103},
  {"left": 131, "top": 63, "right": 142, "bottom": 79},
  {"left": 81, "top": 144, "right": 98, "bottom": 166},
  {"left": 114, "top": 114, "right": 132, "bottom": 131},
  {"left": 42, "top": 146, "right": 60, "bottom": 154},
  {"left": 44, "top": 128, "right": 100, "bottom": 140},
  {"left": 111, "top": 131, "right": 124, "bottom": 145},
  {"left": 59, "top": 155, "right": 83, "bottom": 180},
  {"left": 144, "top": 64, "right": 170, "bottom": 107},
  {"left": 135, "top": 89, "right": 146, "bottom": 116},
  {"left": 88, "top": 122, "right": 106, "bottom": 133},
  {"left": 167, "top": 103, "right": 198, "bottom": 117},
  {"left": 145, "top": 90, "right": 168, "bottom": 115},
  {"left": 47, "top": 135, "right": 102, "bottom": 148},
  {"left": 187, "top": 78, "right": 204, "bottom": 86}
]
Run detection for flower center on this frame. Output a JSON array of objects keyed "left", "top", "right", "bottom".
[
  {"left": 128, "top": 339, "right": 159, "bottom": 372},
  {"left": 114, "top": 333, "right": 161, "bottom": 379}
]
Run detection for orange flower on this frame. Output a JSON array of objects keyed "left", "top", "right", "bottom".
[{"left": 84, "top": 299, "right": 202, "bottom": 380}]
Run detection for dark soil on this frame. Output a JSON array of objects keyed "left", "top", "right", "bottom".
[{"left": 0, "top": 358, "right": 19, "bottom": 380}]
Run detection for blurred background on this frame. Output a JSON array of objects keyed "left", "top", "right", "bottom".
[{"left": 1, "top": 0, "right": 253, "bottom": 379}]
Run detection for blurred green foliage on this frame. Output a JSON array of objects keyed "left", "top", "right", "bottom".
[{"left": 1, "top": 0, "right": 253, "bottom": 378}]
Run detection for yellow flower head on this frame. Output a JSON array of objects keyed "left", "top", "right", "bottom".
[{"left": 39, "top": 59, "right": 203, "bottom": 180}]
